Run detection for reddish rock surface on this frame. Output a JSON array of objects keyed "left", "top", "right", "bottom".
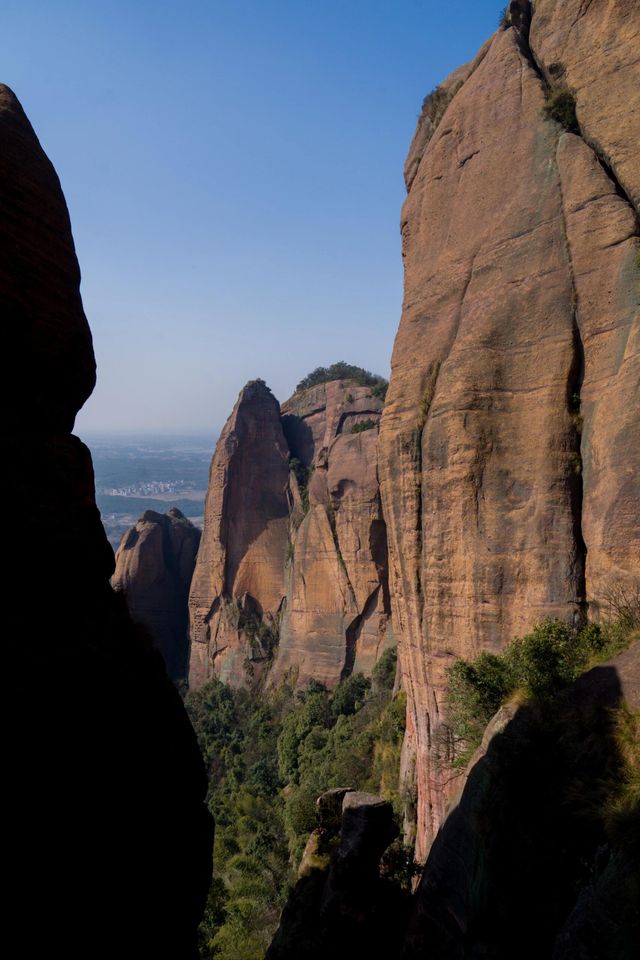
[
  {"left": 189, "top": 378, "right": 392, "bottom": 690},
  {"left": 272, "top": 501, "right": 359, "bottom": 688},
  {"left": 379, "top": 2, "right": 640, "bottom": 862},
  {"left": 188, "top": 379, "right": 291, "bottom": 687},
  {"left": 2, "top": 84, "right": 212, "bottom": 957},
  {"left": 273, "top": 379, "right": 392, "bottom": 689},
  {"left": 530, "top": 0, "right": 640, "bottom": 215},
  {"left": 112, "top": 508, "right": 201, "bottom": 681},
  {"left": 556, "top": 132, "right": 640, "bottom": 608},
  {"left": 281, "top": 379, "right": 383, "bottom": 464},
  {"left": 328, "top": 429, "right": 391, "bottom": 677}
]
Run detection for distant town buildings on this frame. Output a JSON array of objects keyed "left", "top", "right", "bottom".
[{"left": 100, "top": 480, "right": 196, "bottom": 497}]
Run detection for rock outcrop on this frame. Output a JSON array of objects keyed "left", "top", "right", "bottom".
[
  {"left": 112, "top": 508, "right": 201, "bottom": 682},
  {"left": 2, "top": 85, "right": 212, "bottom": 958},
  {"left": 378, "top": 0, "right": 640, "bottom": 862},
  {"left": 189, "top": 377, "right": 392, "bottom": 689},
  {"left": 402, "top": 642, "right": 640, "bottom": 960},
  {"left": 267, "top": 788, "right": 407, "bottom": 960},
  {"left": 188, "top": 379, "right": 292, "bottom": 687}
]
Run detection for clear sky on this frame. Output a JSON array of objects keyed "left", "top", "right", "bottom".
[{"left": 2, "top": 0, "right": 501, "bottom": 435}]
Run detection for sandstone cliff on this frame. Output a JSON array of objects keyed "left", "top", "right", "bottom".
[
  {"left": 189, "top": 377, "right": 392, "bottom": 689},
  {"left": 2, "top": 85, "right": 212, "bottom": 957},
  {"left": 378, "top": 0, "right": 639, "bottom": 862},
  {"left": 112, "top": 508, "right": 201, "bottom": 682},
  {"left": 189, "top": 379, "right": 292, "bottom": 687}
]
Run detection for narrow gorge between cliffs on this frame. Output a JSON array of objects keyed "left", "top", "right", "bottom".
[{"left": 3, "top": 1, "right": 638, "bottom": 959}]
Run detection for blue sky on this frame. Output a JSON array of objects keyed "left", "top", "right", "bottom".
[{"left": 2, "top": 0, "right": 502, "bottom": 434}]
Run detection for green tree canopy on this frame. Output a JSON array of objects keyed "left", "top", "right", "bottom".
[{"left": 296, "top": 361, "right": 387, "bottom": 393}]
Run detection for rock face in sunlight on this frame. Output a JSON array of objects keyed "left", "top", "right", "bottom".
[
  {"left": 530, "top": 0, "right": 640, "bottom": 212},
  {"left": 273, "top": 380, "right": 392, "bottom": 688},
  {"left": 2, "top": 84, "right": 212, "bottom": 958},
  {"left": 112, "top": 507, "right": 201, "bottom": 682},
  {"left": 189, "top": 378, "right": 392, "bottom": 689},
  {"left": 189, "top": 379, "right": 292, "bottom": 687},
  {"left": 378, "top": 0, "right": 639, "bottom": 864}
]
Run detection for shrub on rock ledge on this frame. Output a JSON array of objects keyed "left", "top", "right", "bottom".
[{"left": 542, "top": 84, "right": 579, "bottom": 133}]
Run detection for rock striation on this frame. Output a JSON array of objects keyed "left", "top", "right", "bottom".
[
  {"left": 2, "top": 84, "right": 212, "bottom": 958},
  {"left": 378, "top": 0, "right": 640, "bottom": 862},
  {"left": 112, "top": 508, "right": 201, "bottom": 682},
  {"left": 189, "top": 377, "right": 392, "bottom": 689},
  {"left": 188, "top": 379, "right": 292, "bottom": 687}
]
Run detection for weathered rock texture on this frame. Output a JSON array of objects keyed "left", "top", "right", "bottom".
[
  {"left": 189, "top": 378, "right": 392, "bottom": 689},
  {"left": 275, "top": 380, "right": 392, "bottom": 688},
  {"left": 189, "top": 379, "right": 291, "bottom": 687},
  {"left": 112, "top": 508, "right": 201, "bottom": 681},
  {"left": 378, "top": 0, "right": 640, "bottom": 862},
  {"left": 2, "top": 84, "right": 212, "bottom": 958},
  {"left": 402, "top": 642, "right": 640, "bottom": 960},
  {"left": 530, "top": 0, "right": 640, "bottom": 214}
]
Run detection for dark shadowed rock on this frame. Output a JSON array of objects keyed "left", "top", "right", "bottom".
[
  {"left": 0, "top": 84, "right": 96, "bottom": 432},
  {"left": 267, "top": 789, "right": 406, "bottom": 960},
  {"left": 402, "top": 643, "right": 640, "bottom": 960},
  {"left": 2, "top": 84, "right": 212, "bottom": 959},
  {"left": 112, "top": 508, "right": 201, "bottom": 681}
]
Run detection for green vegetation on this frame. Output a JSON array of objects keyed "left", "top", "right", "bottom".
[
  {"left": 296, "top": 361, "right": 387, "bottom": 394},
  {"left": 568, "top": 450, "right": 582, "bottom": 475},
  {"left": 419, "top": 85, "right": 449, "bottom": 128},
  {"left": 289, "top": 457, "right": 312, "bottom": 516},
  {"left": 278, "top": 654, "right": 405, "bottom": 861},
  {"left": 186, "top": 681, "right": 289, "bottom": 959},
  {"left": 444, "top": 609, "right": 639, "bottom": 769},
  {"left": 542, "top": 84, "right": 579, "bottom": 134},
  {"left": 444, "top": 616, "right": 640, "bottom": 957},
  {"left": 350, "top": 419, "right": 377, "bottom": 434},
  {"left": 569, "top": 388, "right": 584, "bottom": 433},
  {"left": 499, "top": 5, "right": 511, "bottom": 29},
  {"left": 370, "top": 380, "right": 388, "bottom": 402},
  {"left": 237, "top": 605, "right": 280, "bottom": 665},
  {"left": 186, "top": 647, "right": 406, "bottom": 959},
  {"left": 605, "top": 702, "right": 640, "bottom": 844}
]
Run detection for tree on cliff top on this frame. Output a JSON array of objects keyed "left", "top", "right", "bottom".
[{"left": 296, "top": 361, "right": 387, "bottom": 393}]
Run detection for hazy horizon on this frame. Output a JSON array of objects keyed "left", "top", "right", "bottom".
[{"left": 2, "top": 0, "right": 504, "bottom": 434}]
